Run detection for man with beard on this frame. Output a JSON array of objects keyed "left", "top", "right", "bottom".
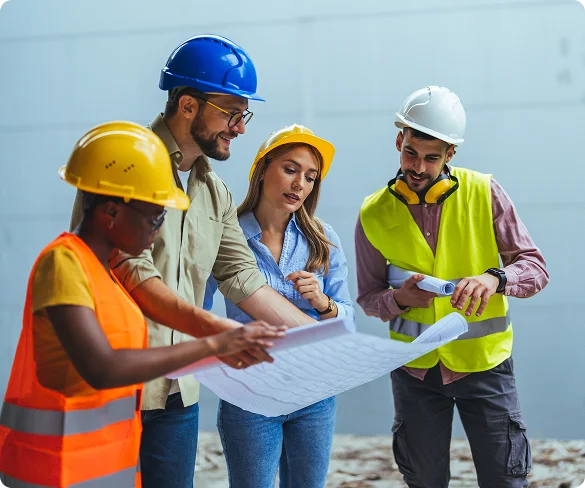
[
  {"left": 70, "top": 35, "right": 315, "bottom": 488},
  {"left": 355, "top": 86, "right": 548, "bottom": 487}
]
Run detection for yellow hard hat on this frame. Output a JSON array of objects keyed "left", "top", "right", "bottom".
[
  {"left": 249, "top": 124, "right": 335, "bottom": 181},
  {"left": 59, "top": 121, "right": 189, "bottom": 210}
]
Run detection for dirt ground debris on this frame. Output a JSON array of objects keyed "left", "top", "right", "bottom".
[{"left": 194, "top": 432, "right": 585, "bottom": 487}]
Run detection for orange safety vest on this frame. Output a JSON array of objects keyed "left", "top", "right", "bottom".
[{"left": 0, "top": 233, "right": 146, "bottom": 488}]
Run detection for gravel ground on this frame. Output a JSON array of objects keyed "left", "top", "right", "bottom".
[{"left": 194, "top": 432, "right": 585, "bottom": 488}]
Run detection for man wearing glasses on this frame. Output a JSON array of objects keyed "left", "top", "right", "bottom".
[{"left": 70, "top": 35, "right": 315, "bottom": 488}]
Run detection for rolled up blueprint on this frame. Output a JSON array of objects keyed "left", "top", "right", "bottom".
[{"left": 387, "top": 264, "right": 459, "bottom": 296}]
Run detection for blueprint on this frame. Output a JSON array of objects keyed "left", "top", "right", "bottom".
[
  {"left": 168, "top": 313, "right": 467, "bottom": 417},
  {"left": 387, "top": 264, "right": 460, "bottom": 296}
]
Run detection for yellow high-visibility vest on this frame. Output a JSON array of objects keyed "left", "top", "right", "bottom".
[{"left": 360, "top": 166, "right": 512, "bottom": 372}]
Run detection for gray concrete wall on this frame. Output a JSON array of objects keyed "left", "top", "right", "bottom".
[{"left": 1, "top": 0, "right": 583, "bottom": 439}]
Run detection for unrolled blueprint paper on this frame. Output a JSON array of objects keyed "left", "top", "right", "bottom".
[
  {"left": 167, "top": 318, "right": 355, "bottom": 379},
  {"left": 387, "top": 264, "right": 460, "bottom": 296},
  {"left": 171, "top": 313, "right": 467, "bottom": 417}
]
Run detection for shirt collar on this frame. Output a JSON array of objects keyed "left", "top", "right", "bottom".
[
  {"left": 288, "top": 212, "right": 305, "bottom": 236},
  {"left": 149, "top": 113, "right": 213, "bottom": 181},
  {"left": 239, "top": 211, "right": 305, "bottom": 241},
  {"left": 239, "top": 212, "right": 262, "bottom": 241},
  {"left": 150, "top": 113, "right": 182, "bottom": 164}
]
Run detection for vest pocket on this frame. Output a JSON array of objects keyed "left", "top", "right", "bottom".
[
  {"left": 392, "top": 416, "right": 415, "bottom": 476},
  {"left": 507, "top": 413, "right": 531, "bottom": 476}
]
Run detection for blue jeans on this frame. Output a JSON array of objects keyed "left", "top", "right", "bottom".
[
  {"left": 140, "top": 393, "right": 199, "bottom": 488},
  {"left": 217, "top": 397, "right": 336, "bottom": 488}
]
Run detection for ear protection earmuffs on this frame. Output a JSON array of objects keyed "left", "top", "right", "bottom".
[{"left": 388, "top": 170, "right": 459, "bottom": 205}]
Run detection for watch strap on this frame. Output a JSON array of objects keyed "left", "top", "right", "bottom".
[
  {"left": 316, "top": 295, "right": 334, "bottom": 315},
  {"left": 485, "top": 268, "right": 507, "bottom": 294}
]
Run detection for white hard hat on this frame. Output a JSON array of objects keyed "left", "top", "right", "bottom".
[{"left": 394, "top": 86, "right": 466, "bottom": 145}]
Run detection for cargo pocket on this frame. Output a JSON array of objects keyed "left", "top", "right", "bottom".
[
  {"left": 392, "top": 417, "right": 415, "bottom": 476},
  {"left": 507, "top": 413, "right": 531, "bottom": 476}
]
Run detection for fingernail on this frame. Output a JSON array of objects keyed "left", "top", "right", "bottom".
[
  {"left": 476, "top": 312, "right": 480, "bottom": 316},
  {"left": 457, "top": 306, "right": 462, "bottom": 310},
  {"left": 465, "top": 312, "right": 470, "bottom": 316}
]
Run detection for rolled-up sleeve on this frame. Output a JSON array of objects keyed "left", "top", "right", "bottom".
[
  {"left": 213, "top": 183, "right": 266, "bottom": 304},
  {"left": 323, "top": 225, "right": 355, "bottom": 320},
  {"left": 109, "top": 247, "right": 162, "bottom": 293}
]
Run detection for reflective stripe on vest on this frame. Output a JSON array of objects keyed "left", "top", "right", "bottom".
[
  {"left": 0, "top": 466, "right": 136, "bottom": 488},
  {"left": 391, "top": 311, "right": 511, "bottom": 340},
  {"left": 0, "top": 235, "right": 145, "bottom": 487},
  {"left": 0, "top": 395, "right": 136, "bottom": 437}
]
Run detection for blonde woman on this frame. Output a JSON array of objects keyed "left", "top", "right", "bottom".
[{"left": 216, "top": 125, "right": 355, "bottom": 488}]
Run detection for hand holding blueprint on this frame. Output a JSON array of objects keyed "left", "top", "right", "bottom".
[
  {"left": 167, "top": 316, "right": 356, "bottom": 378},
  {"left": 387, "top": 264, "right": 460, "bottom": 296},
  {"left": 168, "top": 313, "right": 468, "bottom": 417}
]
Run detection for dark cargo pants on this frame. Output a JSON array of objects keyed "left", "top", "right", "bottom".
[{"left": 391, "top": 358, "right": 531, "bottom": 488}]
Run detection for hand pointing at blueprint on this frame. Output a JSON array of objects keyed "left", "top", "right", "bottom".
[{"left": 168, "top": 313, "right": 468, "bottom": 417}]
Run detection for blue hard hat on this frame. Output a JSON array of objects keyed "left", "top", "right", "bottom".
[{"left": 159, "top": 35, "right": 264, "bottom": 101}]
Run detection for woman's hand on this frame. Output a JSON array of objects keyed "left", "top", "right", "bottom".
[
  {"left": 207, "top": 321, "right": 287, "bottom": 366},
  {"left": 286, "top": 270, "right": 329, "bottom": 312}
]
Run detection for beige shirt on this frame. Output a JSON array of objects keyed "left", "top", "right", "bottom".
[{"left": 70, "top": 114, "right": 267, "bottom": 409}]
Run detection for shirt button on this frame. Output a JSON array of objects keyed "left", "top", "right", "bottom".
[
  {"left": 426, "top": 232, "right": 431, "bottom": 237},
  {"left": 280, "top": 275, "right": 284, "bottom": 279},
  {"left": 424, "top": 203, "right": 428, "bottom": 208}
]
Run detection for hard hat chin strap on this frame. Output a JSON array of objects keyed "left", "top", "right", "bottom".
[{"left": 387, "top": 168, "right": 459, "bottom": 206}]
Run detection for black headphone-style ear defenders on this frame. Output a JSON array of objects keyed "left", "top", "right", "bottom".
[{"left": 387, "top": 169, "right": 459, "bottom": 206}]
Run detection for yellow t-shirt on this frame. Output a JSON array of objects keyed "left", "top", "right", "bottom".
[{"left": 32, "top": 245, "right": 97, "bottom": 397}]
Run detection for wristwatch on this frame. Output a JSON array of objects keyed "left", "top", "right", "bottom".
[
  {"left": 316, "top": 295, "right": 335, "bottom": 315},
  {"left": 485, "top": 268, "right": 507, "bottom": 294}
]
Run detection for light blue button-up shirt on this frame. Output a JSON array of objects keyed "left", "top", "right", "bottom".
[{"left": 219, "top": 211, "right": 354, "bottom": 323}]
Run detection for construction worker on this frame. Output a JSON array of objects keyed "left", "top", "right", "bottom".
[
  {"left": 69, "top": 35, "right": 315, "bottom": 488},
  {"left": 355, "top": 86, "right": 549, "bottom": 487},
  {"left": 216, "top": 125, "right": 355, "bottom": 488},
  {"left": 0, "top": 121, "right": 285, "bottom": 488}
]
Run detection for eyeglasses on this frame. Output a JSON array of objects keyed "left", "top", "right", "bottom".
[
  {"left": 124, "top": 202, "right": 167, "bottom": 233},
  {"left": 190, "top": 94, "right": 253, "bottom": 128}
]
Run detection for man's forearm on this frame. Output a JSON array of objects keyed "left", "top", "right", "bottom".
[
  {"left": 130, "top": 277, "right": 223, "bottom": 337},
  {"left": 357, "top": 287, "right": 406, "bottom": 322},
  {"left": 238, "top": 285, "right": 316, "bottom": 327}
]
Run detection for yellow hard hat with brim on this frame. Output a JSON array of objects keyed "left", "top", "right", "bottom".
[
  {"left": 249, "top": 124, "right": 335, "bottom": 181},
  {"left": 59, "top": 121, "right": 190, "bottom": 210}
]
